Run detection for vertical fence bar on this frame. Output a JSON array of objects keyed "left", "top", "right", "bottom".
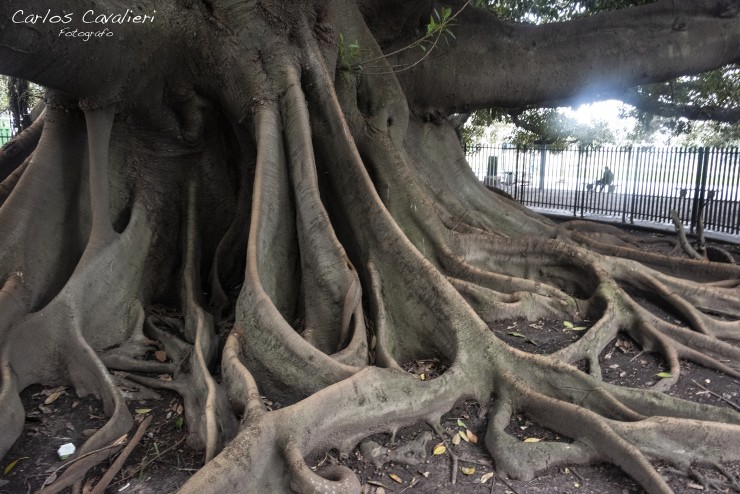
[
  {"left": 629, "top": 147, "right": 641, "bottom": 224},
  {"left": 604, "top": 146, "right": 617, "bottom": 215},
  {"left": 706, "top": 148, "right": 718, "bottom": 232},
  {"left": 667, "top": 147, "right": 678, "bottom": 224},
  {"left": 719, "top": 147, "right": 730, "bottom": 232},
  {"left": 730, "top": 147, "right": 740, "bottom": 234},
  {"left": 633, "top": 147, "right": 644, "bottom": 224},
  {"left": 649, "top": 147, "right": 667, "bottom": 223},
  {"left": 678, "top": 148, "right": 692, "bottom": 225},
  {"left": 656, "top": 147, "right": 668, "bottom": 224},
  {"left": 539, "top": 145, "right": 546, "bottom": 192},
  {"left": 621, "top": 147, "right": 631, "bottom": 224},
  {"left": 576, "top": 146, "right": 584, "bottom": 217},
  {"left": 690, "top": 147, "right": 708, "bottom": 233},
  {"left": 514, "top": 145, "right": 521, "bottom": 201},
  {"left": 635, "top": 147, "right": 650, "bottom": 223},
  {"left": 714, "top": 147, "right": 727, "bottom": 232}
]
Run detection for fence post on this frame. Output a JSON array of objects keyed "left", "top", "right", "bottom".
[
  {"left": 629, "top": 147, "right": 642, "bottom": 224},
  {"left": 539, "top": 145, "right": 546, "bottom": 191},
  {"left": 690, "top": 147, "right": 709, "bottom": 234},
  {"left": 514, "top": 145, "right": 521, "bottom": 201},
  {"left": 575, "top": 146, "right": 583, "bottom": 217},
  {"left": 621, "top": 147, "right": 632, "bottom": 224}
]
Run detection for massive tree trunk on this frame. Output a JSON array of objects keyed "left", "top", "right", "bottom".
[{"left": 1, "top": 0, "right": 739, "bottom": 492}]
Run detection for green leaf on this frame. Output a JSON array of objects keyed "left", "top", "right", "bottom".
[
  {"left": 175, "top": 417, "right": 184, "bottom": 429},
  {"left": 4, "top": 457, "right": 28, "bottom": 475},
  {"left": 563, "top": 321, "right": 587, "bottom": 331},
  {"left": 508, "top": 332, "right": 526, "bottom": 338},
  {"left": 656, "top": 372, "right": 674, "bottom": 378},
  {"left": 457, "top": 419, "right": 467, "bottom": 428}
]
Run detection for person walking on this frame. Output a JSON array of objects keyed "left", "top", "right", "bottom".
[{"left": 595, "top": 166, "right": 614, "bottom": 192}]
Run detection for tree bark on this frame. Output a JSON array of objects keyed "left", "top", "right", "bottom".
[
  {"left": 390, "top": 0, "right": 740, "bottom": 116},
  {"left": 0, "top": 1, "right": 739, "bottom": 493}
]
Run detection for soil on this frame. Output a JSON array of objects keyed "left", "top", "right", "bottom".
[{"left": 1, "top": 226, "right": 738, "bottom": 494}]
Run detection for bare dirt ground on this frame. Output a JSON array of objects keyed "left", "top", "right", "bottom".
[{"left": 1, "top": 227, "right": 739, "bottom": 494}]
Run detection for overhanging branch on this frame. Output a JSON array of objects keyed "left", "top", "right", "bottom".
[
  {"left": 618, "top": 88, "right": 740, "bottom": 123},
  {"left": 389, "top": 0, "right": 740, "bottom": 117}
]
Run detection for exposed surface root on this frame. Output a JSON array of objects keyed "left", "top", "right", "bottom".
[{"left": 0, "top": 3, "right": 739, "bottom": 494}]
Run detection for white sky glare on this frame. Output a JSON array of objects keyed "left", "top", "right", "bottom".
[{"left": 564, "top": 99, "right": 650, "bottom": 145}]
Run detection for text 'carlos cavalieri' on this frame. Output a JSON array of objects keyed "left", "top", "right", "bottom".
[{"left": 12, "top": 9, "right": 156, "bottom": 41}]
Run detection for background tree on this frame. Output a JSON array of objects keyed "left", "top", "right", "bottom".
[
  {"left": 0, "top": 77, "right": 8, "bottom": 116},
  {"left": 0, "top": 1, "right": 739, "bottom": 493},
  {"left": 7, "top": 77, "right": 32, "bottom": 134},
  {"left": 458, "top": 107, "right": 616, "bottom": 147}
]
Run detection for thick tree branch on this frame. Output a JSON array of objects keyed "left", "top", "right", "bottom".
[
  {"left": 616, "top": 87, "right": 740, "bottom": 122},
  {"left": 500, "top": 82, "right": 740, "bottom": 124},
  {"left": 389, "top": 0, "right": 740, "bottom": 116},
  {"left": 527, "top": 84, "right": 740, "bottom": 123}
]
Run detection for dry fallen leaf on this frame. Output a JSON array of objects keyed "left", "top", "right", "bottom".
[
  {"left": 433, "top": 443, "right": 446, "bottom": 455},
  {"left": 135, "top": 408, "right": 152, "bottom": 414},
  {"left": 452, "top": 434, "right": 461, "bottom": 445},
  {"left": 4, "top": 457, "right": 29, "bottom": 475},
  {"left": 44, "top": 390, "right": 65, "bottom": 405},
  {"left": 466, "top": 430, "right": 478, "bottom": 444},
  {"left": 458, "top": 430, "right": 469, "bottom": 442},
  {"left": 524, "top": 437, "right": 541, "bottom": 443},
  {"left": 154, "top": 350, "right": 167, "bottom": 362},
  {"left": 480, "top": 472, "right": 494, "bottom": 484},
  {"left": 460, "top": 466, "right": 475, "bottom": 475},
  {"left": 389, "top": 473, "right": 403, "bottom": 484}
]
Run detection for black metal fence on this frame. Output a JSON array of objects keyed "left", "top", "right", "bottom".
[{"left": 465, "top": 144, "right": 740, "bottom": 236}]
